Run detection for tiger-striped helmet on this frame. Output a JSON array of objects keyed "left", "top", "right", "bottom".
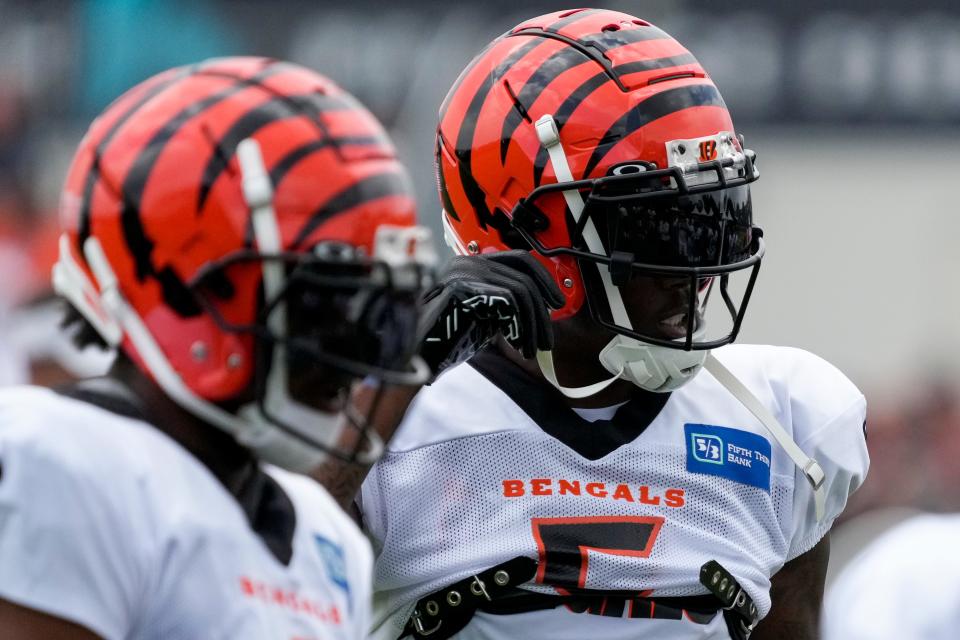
[
  {"left": 437, "top": 9, "right": 763, "bottom": 356},
  {"left": 54, "top": 57, "right": 435, "bottom": 470}
]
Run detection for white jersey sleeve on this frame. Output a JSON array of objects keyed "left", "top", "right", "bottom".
[
  {"left": 0, "top": 396, "right": 146, "bottom": 639},
  {"left": 787, "top": 394, "right": 868, "bottom": 559},
  {"left": 781, "top": 349, "right": 868, "bottom": 559},
  {"left": 713, "top": 346, "right": 869, "bottom": 559}
]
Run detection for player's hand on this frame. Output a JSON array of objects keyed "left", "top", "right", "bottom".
[{"left": 417, "top": 251, "right": 565, "bottom": 376}]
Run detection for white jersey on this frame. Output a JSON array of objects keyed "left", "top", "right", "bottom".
[
  {"left": 360, "top": 344, "right": 869, "bottom": 639},
  {"left": 0, "top": 385, "right": 372, "bottom": 640},
  {"left": 822, "top": 513, "right": 960, "bottom": 640}
]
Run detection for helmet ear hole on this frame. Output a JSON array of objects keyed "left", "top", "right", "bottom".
[
  {"left": 194, "top": 269, "right": 236, "bottom": 300},
  {"left": 489, "top": 208, "right": 533, "bottom": 251}
]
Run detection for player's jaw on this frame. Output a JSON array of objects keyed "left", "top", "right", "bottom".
[{"left": 621, "top": 276, "right": 697, "bottom": 342}]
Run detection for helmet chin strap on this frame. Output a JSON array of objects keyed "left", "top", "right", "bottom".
[
  {"left": 533, "top": 114, "right": 826, "bottom": 521},
  {"left": 237, "top": 139, "right": 384, "bottom": 469},
  {"left": 534, "top": 114, "right": 708, "bottom": 397}
]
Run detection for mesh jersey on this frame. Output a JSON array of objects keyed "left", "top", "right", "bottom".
[
  {"left": 822, "top": 513, "right": 960, "bottom": 640},
  {"left": 0, "top": 385, "right": 372, "bottom": 640},
  {"left": 360, "top": 344, "right": 869, "bottom": 639}
]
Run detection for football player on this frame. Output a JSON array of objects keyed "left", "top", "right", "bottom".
[
  {"left": 358, "top": 9, "right": 869, "bottom": 640},
  {"left": 0, "top": 57, "right": 446, "bottom": 639}
]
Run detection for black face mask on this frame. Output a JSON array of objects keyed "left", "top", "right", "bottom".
[
  {"left": 511, "top": 153, "right": 763, "bottom": 350},
  {"left": 188, "top": 247, "right": 431, "bottom": 463}
]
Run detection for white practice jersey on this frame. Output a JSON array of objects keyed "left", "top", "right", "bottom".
[
  {"left": 822, "top": 513, "right": 960, "bottom": 640},
  {"left": 360, "top": 344, "right": 869, "bottom": 640},
  {"left": 0, "top": 385, "right": 372, "bottom": 640}
]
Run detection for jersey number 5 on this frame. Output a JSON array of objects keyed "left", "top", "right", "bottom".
[{"left": 531, "top": 516, "right": 664, "bottom": 593}]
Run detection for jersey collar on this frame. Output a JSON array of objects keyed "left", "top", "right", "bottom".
[{"left": 468, "top": 347, "right": 670, "bottom": 460}]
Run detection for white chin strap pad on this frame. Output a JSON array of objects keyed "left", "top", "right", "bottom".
[
  {"left": 599, "top": 335, "right": 708, "bottom": 393},
  {"left": 535, "top": 335, "right": 708, "bottom": 399}
]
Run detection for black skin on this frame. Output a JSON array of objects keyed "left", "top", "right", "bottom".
[
  {"left": 0, "top": 600, "right": 102, "bottom": 640},
  {"left": 502, "top": 274, "right": 696, "bottom": 408},
  {"left": 753, "top": 533, "right": 830, "bottom": 640}
]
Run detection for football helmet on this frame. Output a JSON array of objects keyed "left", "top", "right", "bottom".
[
  {"left": 53, "top": 57, "right": 435, "bottom": 470},
  {"left": 437, "top": 9, "right": 763, "bottom": 394}
]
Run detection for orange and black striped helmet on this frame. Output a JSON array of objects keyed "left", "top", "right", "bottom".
[
  {"left": 54, "top": 57, "right": 434, "bottom": 469},
  {"left": 437, "top": 9, "right": 763, "bottom": 351}
]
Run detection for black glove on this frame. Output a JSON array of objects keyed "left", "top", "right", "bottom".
[{"left": 417, "top": 251, "right": 565, "bottom": 377}]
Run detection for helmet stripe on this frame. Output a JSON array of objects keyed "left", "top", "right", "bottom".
[
  {"left": 544, "top": 8, "right": 604, "bottom": 33},
  {"left": 439, "top": 39, "right": 497, "bottom": 122},
  {"left": 77, "top": 60, "right": 297, "bottom": 254},
  {"left": 499, "top": 46, "right": 591, "bottom": 163},
  {"left": 435, "top": 133, "right": 459, "bottom": 222},
  {"left": 269, "top": 136, "right": 385, "bottom": 188},
  {"left": 196, "top": 91, "right": 360, "bottom": 212},
  {"left": 452, "top": 37, "right": 545, "bottom": 229},
  {"left": 580, "top": 83, "right": 726, "bottom": 180},
  {"left": 532, "top": 53, "right": 699, "bottom": 186},
  {"left": 291, "top": 171, "right": 411, "bottom": 249},
  {"left": 579, "top": 26, "right": 670, "bottom": 48},
  {"left": 118, "top": 63, "right": 291, "bottom": 316},
  {"left": 236, "top": 139, "right": 393, "bottom": 248},
  {"left": 77, "top": 65, "right": 200, "bottom": 252},
  {"left": 613, "top": 52, "right": 699, "bottom": 80}
]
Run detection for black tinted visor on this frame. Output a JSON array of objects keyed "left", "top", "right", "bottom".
[
  {"left": 584, "top": 184, "right": 754, "bottom": 268},
  {"left": 509, "top": 155, "right": 763, "bottom": 350},
  {"left": 283, "top": 260, "right": 421, "bottom": 381},
  {"left": 510, "top": 151, "right": 761, "bottom": 276}
]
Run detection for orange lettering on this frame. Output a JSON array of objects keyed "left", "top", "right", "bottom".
[
  {"left": 664, "top": 488, "right": 686, "bottom": 508},
  {"left": 531, "top": 478, "right": 553, "bottom": 496},
  {"left": 558, "top": 479, "right": 581, "bottom": 496},
  {"left": 586, "top": 482, "right": 608, "bottom": 498},
  {"left": 612, "top": 484, "right": 634, "bottom": 501},
  {"left": 503, "top": 479, "right": 525, "bottom": 497},
  {"left": 637, "top": 486, "right": 661, "bottom": 506}
]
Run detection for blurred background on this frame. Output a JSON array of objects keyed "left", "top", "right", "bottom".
[{"left": 1, "top": 0, "right": 958, "bottom": 606}]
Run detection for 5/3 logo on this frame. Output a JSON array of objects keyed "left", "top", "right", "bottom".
[{"left": 691, "top": 434, "right": 723, "bottom": 464}]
